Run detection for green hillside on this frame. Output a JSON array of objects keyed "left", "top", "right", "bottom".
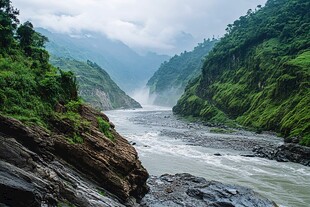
[
  {"left": 51, "top": 57, "right": 141, "bottom": 110},
  {"left": 0, "top": 2, "right": 78, "bottom": 127},
  {"left": 173, "top": 0, "right": 310, "bottom": 146},
  {"left": 147, "top": 39, "right": 217, "bottom": 106}
]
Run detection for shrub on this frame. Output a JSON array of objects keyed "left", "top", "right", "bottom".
[{"left": 97, "top": 117, "right": 114, "bottom": 141}]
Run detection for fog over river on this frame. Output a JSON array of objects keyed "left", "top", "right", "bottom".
[{"left": 105, "top": 106, "right": 310, "bottom": 207}]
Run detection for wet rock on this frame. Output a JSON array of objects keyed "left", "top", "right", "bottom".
[
  {"left": 214, "top": 153, "right": 222, "bottom": 156},
  {"left": 253, "top": 144, "right": 310, "bottom": 166},
  {"left": 140, "top": 173, "right": 278, "bottom": 207},
  {"left": 0, "top": 105, "right": 148, "bottom": 206},
  {"left": 240, "top": 154, "right": 255, "bottom": 157}
]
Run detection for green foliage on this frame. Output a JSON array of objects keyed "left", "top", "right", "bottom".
[
  {"left": 147, "top": 38, "right": 218, "bottom": 106},
  {"left": 16, "top": 21, "right": 48, "bottom": 56},
  {"left": 0, "top": 1, "right": 80, "bottom": 133},
  {"left": 98, "top": 190, "right": 106, "bottom": 196},
  {"left": 66, "top": 133, "right": 84, "bottom": 144},
  {"left": 50, "top": 57, "right": 141, "bottom": 110},
  {"left": 97, "top": 117, "right": 114, "bottom": 141},
  {"left": 174, "top": 0, "right": 310, "bottom": 146},
  {"left": 0, "top": 0, "right": 19, "bottom": 50}
]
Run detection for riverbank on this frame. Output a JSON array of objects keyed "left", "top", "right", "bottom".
[
  {"left": 124, "top": 106, "right": 310, "bottom": 167},
  {"left": 106, "top": 106, "right": 310, "bottom": 207}
]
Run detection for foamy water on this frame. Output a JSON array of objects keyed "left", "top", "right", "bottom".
[{"left": 105, "top": 106, "right": 310, "bottom": 207}]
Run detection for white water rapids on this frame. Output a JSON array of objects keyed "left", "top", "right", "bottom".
[{"left": 105, "top": 106, "right": 310, "bottom": 207}]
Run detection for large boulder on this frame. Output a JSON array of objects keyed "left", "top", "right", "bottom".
[{"left": 140, "top": 173, "right": 278, "bottom": 207}]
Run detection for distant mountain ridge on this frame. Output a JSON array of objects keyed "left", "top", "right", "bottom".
[
  {"left": 147, "top": 39, "right": 217, "bottom": 106},
  {"left": 36, "top": 28, "right": 169, "bottom": 92},
  {"left": 51, "top": 57, "right": 141, "bottom": 110}
]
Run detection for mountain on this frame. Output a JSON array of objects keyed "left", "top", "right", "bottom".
[
  {"left": 50, "top": 57, "right": 142, "bottom": 110},
  {"left": 173, "top": 0, "right": 310, "bottom": 146},
  {"left": 36, "top": 28, "right": 169, "bottom": 92},
  {"left": 147, "top": 39, "right": 217, "bottom": 106}
]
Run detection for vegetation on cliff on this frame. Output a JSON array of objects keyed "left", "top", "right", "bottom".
[
  {"left": 51, "top": 57, "right": 141, "bottom": 110},
  {"left": 147, "top": 39, "right": 217, "bottom": 106},
  {"left": 173, "top": 0, "right": 310, "bottom": 145},
  {"left": 0, "top": 3, "right": 79, "bottom": 128},
  {"left": 0, "top": 2, "right": 149, "bottom": 205}
]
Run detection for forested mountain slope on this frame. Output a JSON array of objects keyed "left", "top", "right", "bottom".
[
  {"left": 173, "top": 0, "right": 310, "bottom": 146},
  {"left": 37, "top": 28, "right": 169, "bottom": 92},
  {"left": 147, "top": 39, "right": 217, "bottom": 106},
  {"left": 51, "top": 57, "right": 141, "bottom": 110}
]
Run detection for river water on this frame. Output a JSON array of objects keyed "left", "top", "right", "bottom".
[{"left": 105, "top": 106, "right": 310, "bottom": 207}]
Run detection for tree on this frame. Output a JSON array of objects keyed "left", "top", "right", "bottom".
[
  {"left": 0, "top": 0, "right": 19, "bottom": 49},
  {"left": 16, "top": 21, "right": 34, "bottom": 49},
  {"left": 16, "top": 21, "right": 48, "bottom": 56}
]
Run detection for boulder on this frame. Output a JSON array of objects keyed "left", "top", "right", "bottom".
[{"left": 140, "top": 173, "right": 278, "bottom": 207}]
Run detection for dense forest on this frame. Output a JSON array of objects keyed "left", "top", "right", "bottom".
[
  {"left": 0, "top": 1, "right": 84, "bottom": 130},
  {"left": 174, "top": 0, "right": 310, "bottom": 145},
  {"left": 51, "top": 57, "right": 141, "bottom": 110},
  {"left": 147, "top": 39, "right": 217, "bottom": 106}
]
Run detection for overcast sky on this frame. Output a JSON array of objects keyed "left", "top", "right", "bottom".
[{"left": 12, "top": 0, "right": 267, "bottom": 55}]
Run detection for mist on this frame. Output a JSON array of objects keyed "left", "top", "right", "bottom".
[{"left": 130, "top": 87, "right": 157, "bottom": 106}]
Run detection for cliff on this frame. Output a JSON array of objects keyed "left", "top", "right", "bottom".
[
  {"left": 0, "top": 104, "right": 148, "bottom": 206},
  {"left": 50, "top": 57, "right": 142, "bottom": 110}
]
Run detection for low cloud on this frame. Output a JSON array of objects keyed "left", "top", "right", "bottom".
[{"left": 12, "top": 0, "right": 266, "bottom": 54}]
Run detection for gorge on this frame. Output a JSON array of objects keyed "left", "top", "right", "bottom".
[{"left": 1, "top": 0, "right": 310, "bottom": 206}]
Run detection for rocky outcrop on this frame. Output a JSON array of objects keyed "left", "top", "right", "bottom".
[
  {"left": 0, "top": 105, "right": 148, "bottom": 207},
  {"left": 140, "top": 173, "right": 278, "bottom": 207},
  {"left": 253, "top": 143, "right": 310, "bottom": 166}
]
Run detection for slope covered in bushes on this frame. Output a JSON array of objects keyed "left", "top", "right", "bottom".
[
  {"left": 0, "top": 5, "right": 78, "bottom": 127},
  {"left": 174, "top": 0, "right": 310, "bottom": 145},
  {"left": 51, "top": 57, "right": 141, "bottom": 110},
  {"left": 147, "top": 39, "right": 217, "bottom": 106}
]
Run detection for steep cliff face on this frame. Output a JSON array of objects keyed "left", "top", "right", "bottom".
[
  {"left": 174, "top": 0, "right": 310, "bottom": 145},
  {"left": 0, "top": 105, "right": 148, "bottom": 206},
  {"left": 51, "top": 57, "right": 142, "bottom": 110}
]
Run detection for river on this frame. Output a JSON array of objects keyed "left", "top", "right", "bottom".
[{"left": 105, "top": 106, "right": 310, "bottom": 207}]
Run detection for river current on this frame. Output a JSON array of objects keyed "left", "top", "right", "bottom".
[{"left": 105, "top": 106, "right": 310, "bottom": 207}]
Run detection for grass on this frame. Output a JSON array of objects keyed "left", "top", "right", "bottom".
[{"left": 97, "top": 117, "right": 115, "bottom": 141}]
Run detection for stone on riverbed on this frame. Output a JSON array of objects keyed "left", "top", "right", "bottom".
[{"left": 140, "top": 173, "right": 278, "bottom": 207}]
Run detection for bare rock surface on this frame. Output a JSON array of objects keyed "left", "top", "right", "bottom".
[
  {"left": 140, "top": 173, "right": 278, "bottom": 207},
  {"left": 0, "top": 105, "right": 148, "bottom": 207}
]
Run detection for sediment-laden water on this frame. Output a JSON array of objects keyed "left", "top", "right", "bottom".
[{"left": 105, "top": 106, "right": 310, "bottom": 207}]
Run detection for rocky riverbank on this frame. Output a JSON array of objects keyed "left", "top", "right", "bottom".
[
  {"left": 0, "top": 105, "right": 148, "bottom": 206},
  {"left": 130, "top": 110, "right": 310, "bottom": 167},
  {"left": 140, "top": 173, "right": 278, "bottom": 207},
  {"left": 253, "top": 143, "right": 310, "bottom": 166}
]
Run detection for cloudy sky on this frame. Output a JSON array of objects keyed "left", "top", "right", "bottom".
[{"left": 12, "top": 0, "right": 267, "bottom": 55}]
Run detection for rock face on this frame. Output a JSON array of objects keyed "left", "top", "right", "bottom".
[
  {"left": 50, "top": 58, "right": 142, "bottom": 111},
  {"left": 253, "top": 143, "right": 310, "bottom": 166},
  {"left": 0, "top": 105, "right": 148, "bottom": 207},
  {"left": 140, "top": 173, "right": 278, "bottom": 207}
]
